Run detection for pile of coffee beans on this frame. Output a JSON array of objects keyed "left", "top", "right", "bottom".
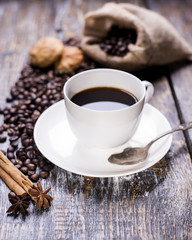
[
  {"left": 0, "top": 38, "right": 97, "bottom": 182},
  {"left": 99, "top": 25, "right": 137, "bottom": 57}
]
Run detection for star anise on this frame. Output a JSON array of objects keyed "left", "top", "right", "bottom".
[
  {"left": 28, "top": 182, "right": 53, "bottom": 211},
  {"left": 7, "top": 192, "right": 31, "bottom": 216}
]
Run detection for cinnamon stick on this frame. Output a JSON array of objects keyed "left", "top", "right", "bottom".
[
  {"left": 0, "top": 167, "right": 25, "bottom": 195},
  {"left": 0, "top": 150, "right": 33, "bottom": 194}
]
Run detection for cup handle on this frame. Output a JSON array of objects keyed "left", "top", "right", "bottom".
[{"left": 142, "top": 80, "right": 154, "bottom": 103}]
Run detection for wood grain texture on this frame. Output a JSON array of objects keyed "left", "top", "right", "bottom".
[{"left": 0, "top": 0, "right": 192, "bottom": 240}]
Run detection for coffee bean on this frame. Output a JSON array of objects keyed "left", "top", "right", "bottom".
[
  {"left": 30, "top": 174, "right": 39, "bottom": 182},
  {"left": 25, "top": 118, "right": 33, "bottom": 124},
  {"left": 33, "top": 110, "right": 40, "bottom": 117},
  {"left": 3, "top": 108, "right": 9, "bottom": 115},
  {"left": 20, "top": 166, "right": 28, "bottom": 174},
  {"left": 9, "top": 136, "right": 19, "bottom": 142},
  {"left": 27, "top": 170, "right": 35, "bottom": 176},
  {"left": 24, "top": 159, "right": 31, "bottom": 166},
  {"left": 27, "top": 163, "right": 36, "bottom": 171},
  {"left": 30, "top": 93, "right": 36, "bottom": 99},
  {"left": 16, "top": 159, "right": 23, "bottom": 165},
  {"left": 24, "top": 112, "right": 29, "bottom": 118},
  {"left": 25, "top": 124, "right": 33, "bottom": 133},
  {"left": 16, "top": 153, "right": 26, "bottom": 161},
  {"left": 21, "top": 134, "right": 28, "bottom": 142},
  {"left": 34, "top": 146, "right": 40, "bottom": 155},
  {"left": 17, "top": 109, "right": 24, "bottom": 114},
  {"left": 9, "top": 116, "right": 17, "bottom": 124},
  {"left": 7, "top": 128, "right": 15, "bottom": 136},
  {"left": 22, "top": 138, "right": 31, "bottom": 147},
  {"left": 32, "top": 158, "right": 39, "bottom": 165},
  {"left": 29, "top": 104, "right": 36, "bottom": 110},
  {"left": 15, "top": 164, "right": 21, "bottom": 169},
  {"left": 10, "top": 124, "right": 16, "bottom": 129},
  {"left": 18, "top": 94, "right": 24, "bottom": 100},
  {"left": 7, "top": 146, "right": 15, "bottom": 152},
  {"left": 0, "top": 135, "right": 7, "bottom": 143},
  {"left": 9, "top": 107, "right": 17, "bottom": 114},
  {"left": 16, "top": 149, "right": 26, "bottom": 159},
  {"left": 39, "top": 160, "right": 45, "bottom": 168},
  {"left": 14, "top": 131, "right": 20, "bottom": 137},
  {"left": 35, "top": 98, "right": 41, "bottom": 105},
  {"left": 41, "top": 100, "right": 48, "bottom": 107},
  {"left": 11, "top": 159, "right": 16, "bottom": 164},
  {"left": 39, "top": 171, "right": 50, "bottom": 179},
  {"left": 18, "top": 123, "right": 25, "bottom": 131},
  {"left": 25, "top": 145, "right": 33, "bottom": 151},
  {"left": 8, "top": 192, "right": 16, "bottom": 198},
  {"left": 26, "top": 150, "right": 34, "bottom": 159},
  {"left": 4, "top": 114, "right": 11, "bottom": 123},
  {"left": 10, "top": 140, "right": 19, "bottom": 148},
  {"left": 18, "top": 117, "right": 26, "bottom": 123},
  {"left": 7, "top": 152, "right": 15, "bottom": 159},
  {"left": 2, "top": 124, "right": 8, "bottom": 130},
  {"left": 43, "top": 163, "right": 54, "bottom": 172},
  {"left": 0, "top": 126, "right": 4, "bottom": 134}
]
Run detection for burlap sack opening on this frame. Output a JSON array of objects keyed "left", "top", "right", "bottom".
[{"left": 81, "top": 3, "right": 192, "bottom": 71}]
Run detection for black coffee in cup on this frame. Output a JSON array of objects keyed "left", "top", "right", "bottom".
[{"left": 71, "top": 87, "right": 138, "bottom": 111}]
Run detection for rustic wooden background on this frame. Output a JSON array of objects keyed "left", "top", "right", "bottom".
[{"left": 0, "top": 0, "right": 192, "bottom": 239}]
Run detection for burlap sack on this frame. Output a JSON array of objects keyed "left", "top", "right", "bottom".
[{"left": 81, "top": 3, "right": 192, "bottom": 71}]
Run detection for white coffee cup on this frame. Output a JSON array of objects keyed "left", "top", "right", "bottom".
[{"left": 63, "top": 69, "right": 154, "bottom": 149}]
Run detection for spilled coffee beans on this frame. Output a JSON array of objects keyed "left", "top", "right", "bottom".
[{"left": 0, "top": 38, "right": 97, "bottom": 182}]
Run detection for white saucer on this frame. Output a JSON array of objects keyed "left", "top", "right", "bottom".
[{"left": 34, "top": 100, "right": 172, "bottom": 178}]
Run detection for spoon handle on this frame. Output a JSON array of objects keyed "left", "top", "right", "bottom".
[{"left": 146, "top": 121, "right": 192, "bottom": 149}]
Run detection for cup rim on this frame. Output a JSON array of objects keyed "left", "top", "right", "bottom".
[{"left": 63, "top": 68, "right": 146, "bottom": 113}]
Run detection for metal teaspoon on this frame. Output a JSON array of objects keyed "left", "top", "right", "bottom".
[{"left": 108, "top": 122, "right": 192, "bottom": 165}]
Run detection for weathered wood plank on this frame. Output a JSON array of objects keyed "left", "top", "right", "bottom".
[
  {"left": 0, "top": 1, "right": 192, "bottom": 240},
  {"left": 135, "top": 67, "right": 192, "bottom": 239}
]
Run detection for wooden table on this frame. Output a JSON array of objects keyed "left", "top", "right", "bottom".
[{"left": 0, "top": 0, "right": 192, "bottom": 239}]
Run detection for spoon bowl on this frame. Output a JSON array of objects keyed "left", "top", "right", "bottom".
[
  {"left": 108, "top": 122, "right": 192, "bottom": 165},
  {"left": 108, "top": 147, "right": 148, "bottom": 165}
]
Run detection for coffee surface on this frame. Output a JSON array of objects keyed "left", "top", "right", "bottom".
[{"left": 71, "top": 87, "right": 138, "bottom": 110}]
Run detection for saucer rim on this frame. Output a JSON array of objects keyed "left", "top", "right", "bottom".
[{"left": 34, "top": 100, "right": 172, "bottom": 178}]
